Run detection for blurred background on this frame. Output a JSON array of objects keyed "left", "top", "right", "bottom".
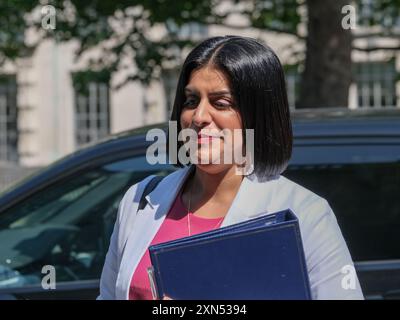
[{"left": 0, "top": 0, "right": 399, "bottom": 191}]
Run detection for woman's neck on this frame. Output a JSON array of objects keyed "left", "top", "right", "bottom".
[{"left": 185, "top": 165, "right": 244, "bottom": 217}]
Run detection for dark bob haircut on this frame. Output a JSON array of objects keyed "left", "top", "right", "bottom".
[{"left": 169, "top": 35, "right": 293, "bottom": 179}]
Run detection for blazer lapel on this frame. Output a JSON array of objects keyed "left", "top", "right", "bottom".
[
  {"left": 116, "top": 166, "right": 193, "bottom": 299},
  {"left": 221, "top": 174, "right": 281, "bottom": 227},
  {"left": 116, "top": 165, "right": 281, "bottom": 299}
]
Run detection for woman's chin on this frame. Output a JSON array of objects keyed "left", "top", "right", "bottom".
[
  {"left": 195, "top": 164, "right": 225, "bottom": 175},
  {"left": 194, "top": 161, "right": 237, "bottom": 176},
  {"left": 194, "top": 149, "right": 225, "bottom": 164}
]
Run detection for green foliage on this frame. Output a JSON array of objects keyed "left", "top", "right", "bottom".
[
  {"left": 0, "top": 0, "right": 399, "bottom": 87},
  {"left": 0, "top": 0, "right": 37, "bottom": 63},
  {"left": 249, "top": 0, "right": 301, "bottom": 35},
  {"left": 72, "top": 69, "right": 111, "bottom": 95}
]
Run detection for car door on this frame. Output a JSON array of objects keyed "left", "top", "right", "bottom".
[
  {"left": 284, "top": 140, "right": 400, "bottom": 299},
  {"left": 0, "top": 152, "right": 175, "bottom": 300}
]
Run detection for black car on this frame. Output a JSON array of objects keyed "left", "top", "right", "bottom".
[{"left": 0, "top": 108, "right": 399, "bottom": 300}]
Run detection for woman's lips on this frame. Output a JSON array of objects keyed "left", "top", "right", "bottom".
[{"left": 197, "top": 133, "right": 222, "bottom": 145}]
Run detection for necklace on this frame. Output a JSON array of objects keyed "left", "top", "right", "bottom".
[{"left": 186, "top": 182, "right": 224, "bottom": 236}]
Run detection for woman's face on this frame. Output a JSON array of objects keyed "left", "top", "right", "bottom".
[{"left": 180, "top": 66, "right": 243, "bottom": 175}]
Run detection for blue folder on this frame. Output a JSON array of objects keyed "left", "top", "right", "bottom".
[{"left": 147, "top": 209, "right": 311, "bottom": 300}]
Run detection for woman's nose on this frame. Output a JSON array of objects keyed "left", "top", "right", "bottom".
[{"left": 192, "top": 101, "right": 212, "bottom": 127}]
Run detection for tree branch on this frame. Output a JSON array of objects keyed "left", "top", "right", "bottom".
[{"left": 352, "top": 45, "right": 400, "bottom": 52}]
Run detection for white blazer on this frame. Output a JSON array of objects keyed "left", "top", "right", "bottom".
[{"left": 97, "top": 165, "right": 364, "bottom": 300}]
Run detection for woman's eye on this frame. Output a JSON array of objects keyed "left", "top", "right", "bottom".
[
  {"left": 183, "top": 97, "right": 233, "bottom": 109},
  {"left": 183, "top": 98, "right": 198, "bottom": 108},
  {"left": 214, "top": 100, "right": 231, "bottom": 109}
]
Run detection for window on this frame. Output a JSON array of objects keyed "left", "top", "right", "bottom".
[
  {"left": 357, "top": 0, "right": 400, "bottom": 28},
  {"left": 73, "top": 72, "right": 110, "bottom": 146},
  {"left": 165, "top": 20, "right": 208, "bottom": 40},
  {"left": 284, "top": 65, "right": 300, "bottom": 110},
  {"left": 177, "top": 22, "right": 208, "bottom": 39},
  {"left": 284, "top": 144, "right": 400, "bottom": 262},
  {"left": 284, "top": 60, "right": 399, "bottom": 110},
  {"left": 0, "top": 155, "right": 174, "bottom": 288},
  {"left": 0, "top": 74, "right": 18, "bottom": 162},
  {"left": 355, "top": 61, "right": 398, "bottom": 108}
]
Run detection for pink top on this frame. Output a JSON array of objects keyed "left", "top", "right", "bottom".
[{"left": 129, "top": 191, "right": 225, "bottom": 300}]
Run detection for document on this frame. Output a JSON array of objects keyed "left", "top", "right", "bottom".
[{"left": 148, "top": 209, "right": 311, "bottom": 300}]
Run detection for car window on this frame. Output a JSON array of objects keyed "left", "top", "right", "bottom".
[
  {"left": 0, "top": 155, "right": 175, "bottom": 289},
  {"left": 285, "top": 144, "right": 400, "bottom": 262}
]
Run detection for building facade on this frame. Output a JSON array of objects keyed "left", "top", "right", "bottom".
[{"left": 0, "top": 15, "right": 399, "bottom": 173}]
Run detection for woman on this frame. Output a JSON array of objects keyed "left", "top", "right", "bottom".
[{"left": 98, "top": 35, "right": 364, "bottom": 300}]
